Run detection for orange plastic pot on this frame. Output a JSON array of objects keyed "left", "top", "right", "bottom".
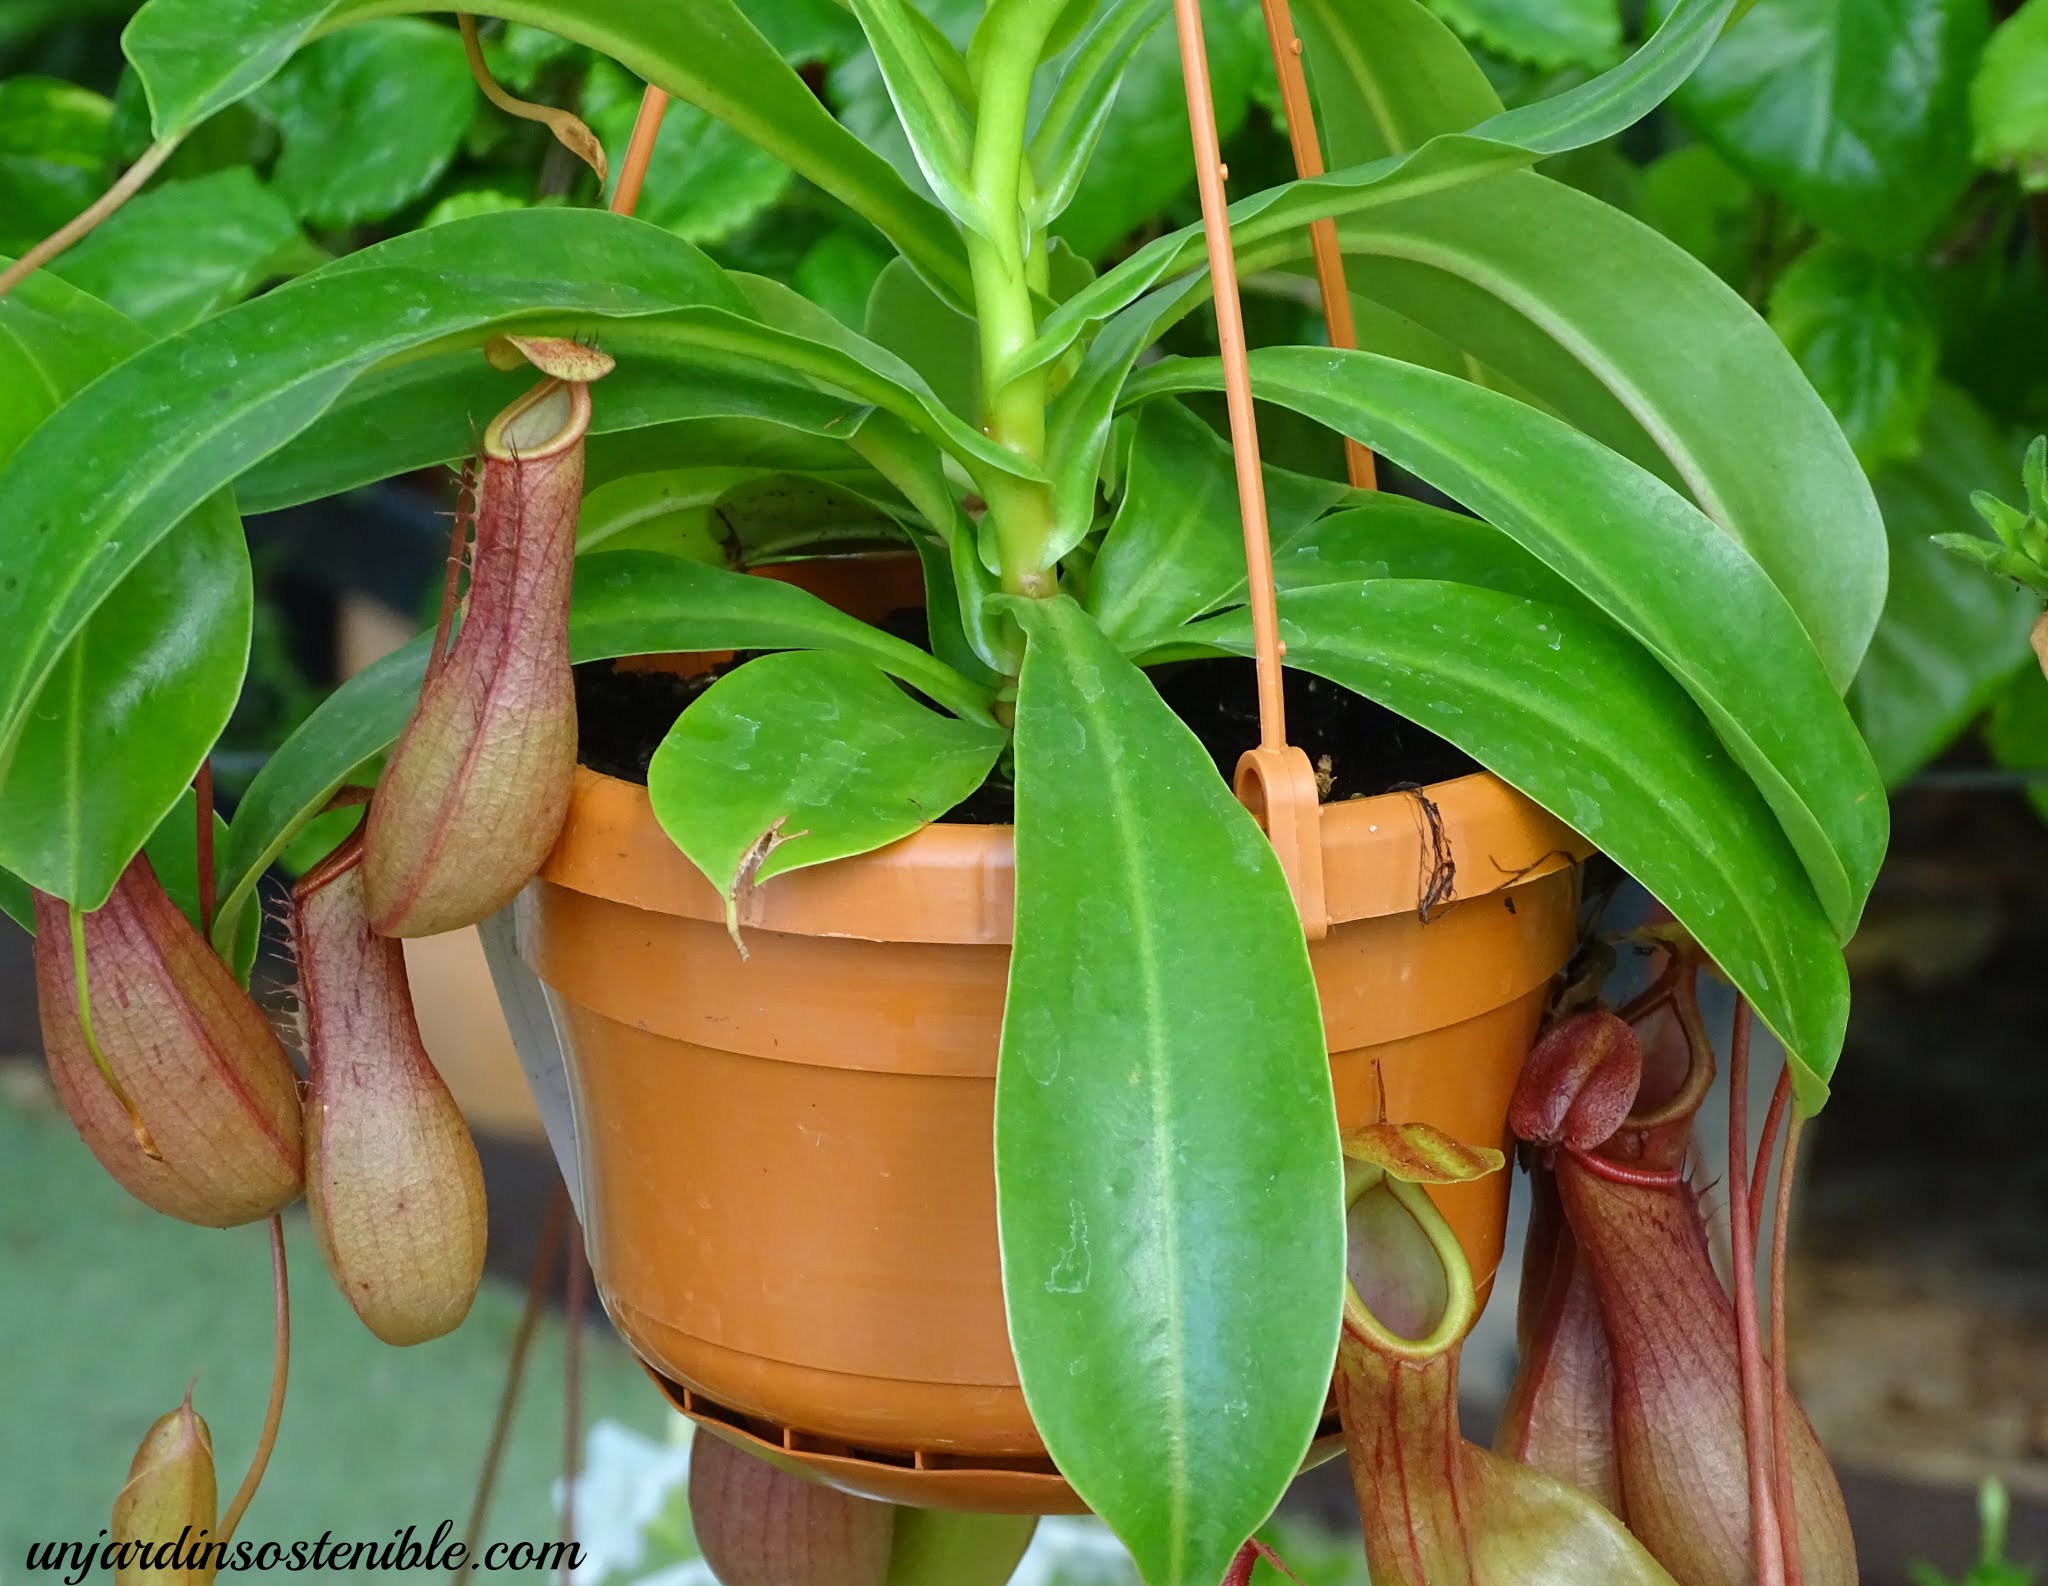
[{"left": 519, "top": 760, "right": 1590, "bottom": 1512}]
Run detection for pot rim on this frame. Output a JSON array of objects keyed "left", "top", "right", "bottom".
[{"left": 541, "top": 764, "right": 1591, "bottom": 945}]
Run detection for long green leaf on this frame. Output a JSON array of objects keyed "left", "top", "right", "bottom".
[
  {"left": 1187, "top": 584, "right": 1848, "bottom": 1109},
  {"left": 1014, "top": 0, "right": 1737, "bottom": 380},
  {"left": 1314, "top": 171, "right": 1886, "bottom": 691},
  {"left": 120, "top": 0, "right": 972, "bottom": 302},
  {"left": 1027, "top": 0, "right": 1164, "bottom": 225},
  {"left": 211, "top": 551, "right": 995, "bottom": 946},
  {"left": 240, "top": 352, "right": 873, "bottom": 514},
  {"left": 1295, "top": 0, "right": 1501, "bottom": 166},
  {"left": 1128, "top": 346, "right": 1887, "bottom": 939},
  {"left": 647, "top": 650, "right": 1005, "bottom": 919},
  {"left": 1001, "top": 594, "right": 1342, "bottom": 1586},
  {"left": 848, "top": 0, "right": 983, "bottom": 231},
  {"left": 0, "top": 209, "right": 1026, "bottom": 783},
  {"left": 0, "top": 269, "right": 250, "bottom": 911}
]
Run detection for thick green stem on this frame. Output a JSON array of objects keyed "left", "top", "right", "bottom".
[{"left": 965, "top": 0, "right": 1069, "bottom": 598}]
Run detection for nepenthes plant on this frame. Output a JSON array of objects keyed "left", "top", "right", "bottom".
[{"left": 0, "top": 0, "right": 1894, "bottom": 1581}]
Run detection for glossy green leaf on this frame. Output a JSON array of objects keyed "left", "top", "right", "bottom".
[
  {"left": 1272, "top": 500, "right": 1590, "bottom": 613},
  {"left": 0, "top": 270, "right": 250, "bottom": 914},
  {"left": 864, "top": 255, "right": 981, "bottom": 422},
  {"left": 1768, "top": 241, "right": 1937, "bottom": 471},
  {"left": 1187, "top": 584, "right": 1848, "bottom": 1108},
  {"left": 647, "top": 650, "right": 1004, "bottom": 921},
  {"left": 243, "top": 350, "right": 873, "bottom": 514},
  {"left": 577, "top": 468, "right": 898, "bottom": 559},
  {"left": 849, "top": 0, "right": 982, "bottom": 231},
  {"left": 1973, "top": 0, "right": 2048, "bottom": 190},
  {"left": 0, "top": 868, "right": 32, "bottom": 933},
  {"left": 0, "top": 208, "right": 1032, "bottom": 782},
  {"left": 120, "top": 0, "right": 972, "bottom": 303},
  {"left": 1000, "top": 594, "right": 1342, "bottom": 1586},
  {"left": 1669, "top": 0, "right": 1990, "bottom": 254},
  {"left": 1297, "top": 0, "right": 1501, "bottom": 166},
  {"left": 212, "top": 549, "right": 995, "bottom": 949},
  {"left": 252, "top": 19, "right": 474, "bottom": 226},
  {"left": 1050, "top": 12, "right": 1260, "bottom": 261},
  {"left": 0, "top": 76, "right": 112, "bottom": 255},
  {"left": 1085, "top": 401, "right": 1348, "bottom": 648},
  {"left": 49, "top": 167, "right": 305, "bottom": 333},
  {"left": 1020, "top": 0, "right": 1740, "bottom": 379},
  {"left": 1027, "top": 0, "right": 1164, "bottom": 225},
  {"left": 1128, "top": 345, "right": 1888, "bottom": 938},
  {"left": 585, "top": 59, "right": 793, "bottom": 246},
  {"left": 1849, "top": 386, "right": 2042, "bottom": 786},
  {"left": 1425, "top": 0, "right": 1621, "bottom": 70},
  {"left": 1308, "top": 171, "right": 1884, "bottom": 691},
  {"left": 793, "top": 230, "right": 895, "bottom": 328}
]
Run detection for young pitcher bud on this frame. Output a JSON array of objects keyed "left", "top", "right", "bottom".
[
  {"left": 688, "top": 1430, "right": 896, "bottom": 1586},
  {"left": 112, "top": 1390, "right": 218, "bottom": 1585},
  {"left": 33, "top": 857, "right": 303, "bottom": 1227},
  {"left": 1510, "top": 1009, "right": 1644, "bottom": 1152},
  {"left": 362, "top": 356, "right": 605, "bottom": 938},
  {"left": 1555, "top": 1150, "right": 1856, "bottom": 1586},
  {"left": 294, "top": 845, "right": 487, "bottom": 1344}
]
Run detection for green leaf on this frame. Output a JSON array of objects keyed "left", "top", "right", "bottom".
[
  {"left": 0, "top": 270, "right": 251, "bottom": 913},
  {"left": 212, "top": 550, "right": 995, "bottom": 946},
  {"left": 1187, "top": 584, "right": 1848, "bottom": 1109},
  {"left": 1768, "top": 241, "right": 1938, "bottom": 471},
  {"left": 585, "top": 58, "right": 793, "bottom": 246},
  {"left": 0, "top": 868, "right": 32, "bottom": 933},
  {"left": 864, "top": 255, "right": 981, "bottom": 422},
  {"left": 1973, "top": 0, "right": 2048, "bottom": 191},
  {"left": 1296, "top": 0, "right": 1502, "bottom": 166},
  {"left": 252, "top": 19, "right": 475, "bottom": 227},
  {"left": 1424, "top": 0, "right": 1622, "bottom": 71},
  {"left": 848, "top": 0, "right": 982, "bottom": 232},
  {"left": 1849, "top": 386, "right": 2043, "bottom": 785},
  {"left": 1085, "top": 401, "right": 1348, "bottom": 648},
  {"left": 0, "top": 209, "right": 1031, "bottom": 781},
  {"left": 1049, "top": 15, "right": 1260, "bottom": 261},
  {"left": 1128, "top": 345, "right": 1888, "bottom": 939},
  {"left": 1027, "top": 0, "right": 1166, "bottom": 225},
  {"left": 120, "top": 0, "right": 973, "bottom": 304},
  {"left": 0, "top": 76, "right": 113, "bottom": 255},
  {"left": 1310, "top": 170, "right": 1884, "bottom": 692},
  {"left": 1670, "top": 0, "right": 1990, "bottom": 254},
  {"left": 793, "top": 230, "right": 895, "bottom": 328},
  {"left": 1021, "top": 0, "right": 1742, "bottom": 379},
  {"left": 49, "top": 167, "right": 305, "bottom": 333},
  {"left": 1986, "top": 666, "right": 2048, "bottom": 824},
  {"left": 1000, "top": 594, "right": 1342, "bottom": 1586},
  {"left": 647, "top": 650, "right": 1004, "bottom": 922}
]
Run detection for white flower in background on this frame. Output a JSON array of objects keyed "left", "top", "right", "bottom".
[{"left": 559, "top": 1415, "right": 696, "bottom": 1584}]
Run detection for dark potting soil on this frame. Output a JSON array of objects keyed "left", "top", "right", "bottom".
[{"left": 573, "top": 614, "right": 1477, "bottom": 819}]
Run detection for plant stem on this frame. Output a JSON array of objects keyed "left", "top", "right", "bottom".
[
  {"left": 0, "top": 135, "right": 182, "bottom": 301},
  {"left": 221, "top": 1216, "right": 290, "bottom": 1542},
  {"left": 1726, "top": 998, "right": 1787, "bottom": 1586},
  {"left": 965, "top": 0, "right": 1067, "bottom": 598},
  {"left": 1770, "top": 1111, "right": 1808, "bottom": 1586},
  {"left": 456, "top": 1185, "right": 567, "bottom": 1585},
  {"left": 1750, "top": 1063, "right": 1791, "bottom": 1246}
]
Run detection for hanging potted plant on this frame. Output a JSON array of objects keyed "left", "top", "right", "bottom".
[{"left": 0, "top": 0, "right": 1889, "bottom": 1580}]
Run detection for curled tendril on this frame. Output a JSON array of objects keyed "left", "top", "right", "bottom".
[{"left": 458, "top": 15, "right": 608, "bottom": 185}]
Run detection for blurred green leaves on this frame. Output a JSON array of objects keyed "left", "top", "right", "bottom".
[{"left": 1972, "top": 0, "right": 2048, "bottom": 191}]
